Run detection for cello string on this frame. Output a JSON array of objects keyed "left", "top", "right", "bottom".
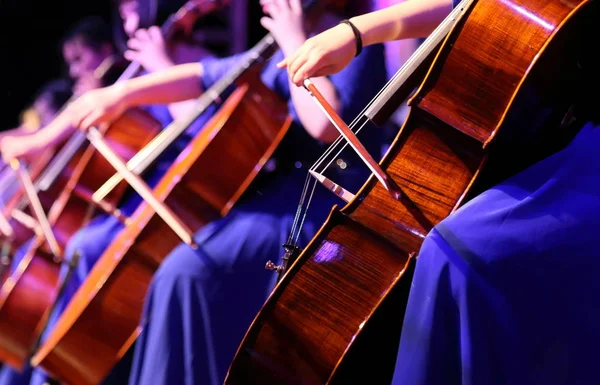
[
  {"left": 306, "top": 53, "right": 412, "bottom": 174},
  {"left": 286, "top": 75, "right": 412, "bottom": 243},
  {"left": 288, "top": 30, "right": 441, "bottom": 241},
  {"left": 264, "top": 0, "right": 454, "bottom": 245},
  {"left": 313, "top": 117, "right": 371, "bottom": 173},
  {"left": 307, "top": 15, "right": 449, "bottom": 177},
  {"left": 287, "top": 172, "right": 314, "bottom": 245},
  {"left": 287, "top": 97, "right": 391, "bottom": 245},
  {"left": 288, "top": 115, "right": 375, "bottom": 244},
  {"left": 287, "top": 118, "right": 369, "bottom": 246},
  {"left": 308, "top": 112, "right": 369, "bottom": 174},
  {"left": 34, "top": 1, "right": 212, "bottom": 195},
  {"left": 293, "top": 177, "right": 318, "bottom": 246}
]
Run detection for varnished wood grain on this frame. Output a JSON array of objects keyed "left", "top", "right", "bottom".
[
  {"left": 31, "top": 74, "right": 293, "bottom": 385},
  {"left": 0, "top": 108, "right": 161, "bottom": 369},
  {"left": 2, "top": 147, "right": 62, "bottom": 250},
  {"left": 227, "top": 210, "right": 414, "bottom": 385},
  {"left": 0, "top": 237, "right": 58, "bottom": 369},
  {"left": 225, "top": 0, "right": 598, "bottom": 384}
]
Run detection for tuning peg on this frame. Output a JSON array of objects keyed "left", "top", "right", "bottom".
[{"left": 265, "top": 260, "right": 283, "bottom": 272}]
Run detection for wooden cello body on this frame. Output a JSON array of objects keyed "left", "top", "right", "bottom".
[
  {"left": 0, "top": 0, "right": 223, "bottom": 253},
  {"left": 0, "top": 0, "right": 227, "bottom": 370},
  {"left": 0, "top": 108, "right": 161, "bottom": 370},
  {"left": 30, "top": 75, "right": 292, "bottom": 385},
  {"left": 224, "top": 0, "right": 598, "bottom": 383},
  {"left": 0, "top": 57, "right": 130, "bottom": 252},
  {"left": 0, "top": 146, "right": 62, "bottom": 250}
]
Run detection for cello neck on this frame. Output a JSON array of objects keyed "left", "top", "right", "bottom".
[
  {"left": 97, "top": 0, "right": 324, "bottom": 178},
  {"left": 365, "top": 0, "right": 476, "bottom": 126},
  {"left": 98, "top": 31, "right": 281, "bottom": 183},
  {"left": 34, "top": 0, "right": 226, "bottom": 193},
  {"left": 209, "top": 32, "right": 278, "bottom": 95},
  {"left": 90, "top": 0, "right": 326, "bottom": 200}
]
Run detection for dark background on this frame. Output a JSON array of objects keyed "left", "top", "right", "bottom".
[
  {"left": 0, "top": 0, "right": 264, "bottom": 130},
  {"left": 0, "top": 0, "right": 111, "bottom": 129}
]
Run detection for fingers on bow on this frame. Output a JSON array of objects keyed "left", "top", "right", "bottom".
[{"left": 283, "top": 43, "right": 321, "bottom": 86}]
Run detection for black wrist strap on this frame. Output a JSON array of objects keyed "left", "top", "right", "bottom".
[{"left": 339, "top": 19, "right": 363, "bottom": 57}]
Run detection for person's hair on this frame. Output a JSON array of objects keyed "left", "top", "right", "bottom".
[
  {"left": 112, "top": 0, "right": 158, "bottom": 53},
  {"left": 111, "top": 0, "right": 197, "bottom": 53},
  {"left": 18, "top": 78, "right": 72, "bottom": 128},
  {"left": 33, "top": 78, "right": 73, "bottom": 112},
  {"left": 60, "top": 16, "right": 115, "bottom": 52}
]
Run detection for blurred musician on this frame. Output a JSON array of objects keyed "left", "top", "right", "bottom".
[
  {"left": 0, "top": 78, "right": 72, "bottom": 385},
  {"left": 2, "top": 0, "right": 387, "bottom": 384},
  {"left": 17, "top": 0, "right": 386, "bottom": 384},
  {"left": 0, "top": 3, "right": 216, "bottom": 384}
]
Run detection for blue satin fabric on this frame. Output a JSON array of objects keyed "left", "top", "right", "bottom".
[
  {"left": 0, "top": 101, "right": 216, "bottom": 385},
  {"left": 0, "top": 31, "right": 387, "bottom": 385},
  {"left": 391, "top": 122, "right": 600, "bottom": 385},
  {"left": 126, "top": 40, "right": 387, "bottom": 385}
]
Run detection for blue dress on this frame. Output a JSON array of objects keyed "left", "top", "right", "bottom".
[
  {"left": 126, "top": 44, "right": 387, "bottom": 385},
  {"left": 390, "top": 121, "right": 600, "bottom": 385},
  {"left": 0, "top": 100, "right": 216, "bottom": 385}
]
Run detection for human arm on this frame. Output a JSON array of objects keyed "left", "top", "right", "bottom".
[
  {"left": 66, "top": 62, "right": 204, "bottom": 131},
  {"left": 0, "top": 62, "right": 204, "bottom": 161},
  {"left": 279, "top": 0, "right": 454, "bottom": 85},
  {"left": 0, "top": 108, "right": 75, "bottom": 162},
  {"left": 262, "top": 0, "right": 342, "bottom": 143},
  {"left": 0, "top": 125, "right": 36, "bottom": 142},
  {"left": 124, "top": 26, "right": 207, "bottom": 121},
  {"left": 0, "top": 126, "right": 38, "bottom": 161}
]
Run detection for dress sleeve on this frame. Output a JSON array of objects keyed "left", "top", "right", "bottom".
[
  {"left": 199, "top": 52, "right": 255, "bottom": 90},
  {"left": 326, "top": 43, "right": 388, "bottom": 123}
]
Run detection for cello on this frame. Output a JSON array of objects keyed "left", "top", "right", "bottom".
[
  {"left": 0, "top": 0, "right": 226, "bottom": 371},
  {"left": 29, "top": 2, "right": 338, "bottom": 384},
  {"left": 0, "top": 111, "right": 50, "bottom": 283},
  {"left": 0, "top": 55, "right": 136, "bottom": 254},
  {"left": 0, "top": 73, "right": 162, "bottom": 372},
  {"left": 224, "top": 0, "right": 599, "bottom": 383}
]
